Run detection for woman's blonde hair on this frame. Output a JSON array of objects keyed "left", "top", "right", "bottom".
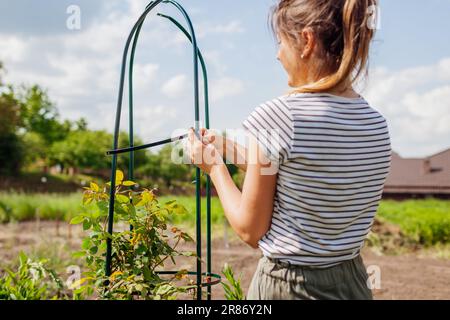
[{"left": 269, "top": 0, "right": 378, "bottom": 94}]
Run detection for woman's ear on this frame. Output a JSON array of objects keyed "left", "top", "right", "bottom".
[{"left": 300, "top": 27, "right": 315, "bottom": 59}]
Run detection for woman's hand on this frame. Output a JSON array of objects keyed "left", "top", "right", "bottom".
[
  {"left": 199, "top": 128, "right": 249, "bottom": 172},
  {"left": 198, "top": 128, "right": 225, "bottom": 155},
  {"left": 186, "top": 128, "right": 224, "bottom": 175}
]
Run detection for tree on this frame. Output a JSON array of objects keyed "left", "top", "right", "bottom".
[
  {"left": 21, "top": 132, "right": 49, "bottom": 167},
  {"left": 74, "top": 118, "right": 88, "bottom": 131},
  {"left": 0, "top": 88, "right": 21, "bottom": 136},
  {"left": 49, "top": 130, "right": 111, "bottom": 171},
  {"left": 49, "top": 130, "right": 148, "bottom": 173},
  {"left": 0, "top": 61, "right": 4, "bottom": 86},
  {"left": 139, "top": 144, "right": 191, "bottom": 187},
  {"left": 0, "top": 133, "right": 23, "bottom": 176},
  {"left": 18, "top": 85, "right": 71, "bottom": 145},
  {"left": 117, "top": 132, "right": 148, "bottom": 175},
  {"left": 0, "top": 82, "right": 23, "bottom": 175}
]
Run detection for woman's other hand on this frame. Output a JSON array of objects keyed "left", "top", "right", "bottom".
[{"left": 186, "top": 127, "right": 224, "bottom": 175}]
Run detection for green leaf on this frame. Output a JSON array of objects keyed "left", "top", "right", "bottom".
[
  {"left": 82, "top": 238, "right": 91, "bottom": 250},
  {"left": 180, "top": 233, "right": 194, "bottom": 242},
  {"left": 72, "top": 251, "right": 85, "bottom": 259},
  {"left": 83, "top": 219, "right": 91, "bottom": 231},
  {"left": 180, "top": 251, "right": 196, "bottom": 257},
  {"left": 115, "top": 170, "right": 124, "bottom": 185},
  {"left": 70, "top": 215, "right": 85, "bottom": 225},
  {"left": 164, "top": 201, "right": 188, "bottom": 215},
  {"left": 135, "top": 284, "right": 143, "bottom": 292},
  {"left": 173, "top": 204, "right": 188, "bottom": 215},
  {"left": 90, "top": 182, "right": 99, "bottom": 192},
  {"left": 136, "top": 190, "right": 154, "bottom": 207},
  {"left": 19, "top": 251, "right": 28, "bottom": 265},
  {"left": 116, "top": 194, "right": 129, "bottom": 204},
  {"left": 143, "top": 266, "right": 152, "bottom": 281},
  {"left": 82, "top": 195, "right": 93, "bottom": 206},
  {"left": 122, "top": 181, "right": 136, "bottom": 186},
  {"left": 156, "top": 284, "right": 173, "bottom": 296}
]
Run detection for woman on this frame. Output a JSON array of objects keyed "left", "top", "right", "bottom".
[{"left": 186, "top": 0, "right": 391, "bottom": 300}]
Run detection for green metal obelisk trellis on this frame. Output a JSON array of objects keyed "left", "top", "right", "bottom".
[{"left": 105, "top": 0, "right": 220, "bottom": 300}]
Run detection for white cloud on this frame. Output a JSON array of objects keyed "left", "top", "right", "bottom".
[
  {"left": 0, "top": 0, "right": 171, "bottom": 132},
  {"left": 197, "top": 20, "right": 245, "bottom": 38},
  {"left": 133, "top": 63, "right": 160, "bottom": 91},
  {"left": 210, "top": 77, "right": 245, "bottom": 102},
  {"left": 203, "top": 50, "right": 228, "bottom": 76},
  {"left": 0, "top": 35, "right": 26, "bottom": 63},
  {"left": 0, "top": 1, "right": 248, "bottom": 144},
  {"left": 134, "top": 105, "right": 178, "bottom": 140},
  {"left": 362, "top": 57, "right": 450, "bottom": 158},
  {"left": 161, "top": 74, "right": 189, "bottom": 98}
]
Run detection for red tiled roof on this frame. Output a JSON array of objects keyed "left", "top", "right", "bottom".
[{"left": 384, "top": 148, "right": 450, "bottom": 194}]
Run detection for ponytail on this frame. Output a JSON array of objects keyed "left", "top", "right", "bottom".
[{"left": 270, "top": 0, "right": 377, "bottom": 94}]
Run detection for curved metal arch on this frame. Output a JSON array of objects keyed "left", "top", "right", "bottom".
[
  {"left": 105, "top": 0, "right": 212, "bottom": 300},
  {"left": 155, "top": 12, "right": 213, "bottom": 300}
]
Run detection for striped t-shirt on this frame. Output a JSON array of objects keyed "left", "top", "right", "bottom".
[{"left": 242, "top": 92, "right": 392, "bottom": 268}]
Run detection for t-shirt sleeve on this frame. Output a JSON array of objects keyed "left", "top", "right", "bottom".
[{"left": 242, "top": 96, "right": 293, "bottom": 165}]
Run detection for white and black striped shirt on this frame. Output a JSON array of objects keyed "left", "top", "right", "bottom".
[{"left": 242, "top": 92, "right": 392, "bottom": 268}]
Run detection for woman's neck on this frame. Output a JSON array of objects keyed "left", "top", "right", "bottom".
[{"left": 324, "top": 79, "right": 359, "bottom": 98}]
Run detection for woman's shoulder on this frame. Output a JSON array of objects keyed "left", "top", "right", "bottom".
[
  {"left": 280, "top": 92, "right": 387, "bottom": 116},
  {"left": 281, "top": 91, "right": 366, "bottom": 104}
]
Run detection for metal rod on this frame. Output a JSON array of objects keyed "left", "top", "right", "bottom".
[
  {"left": 106, "top": 134, "right": 188, "bottom": 155},
  {"left": 129, "top": 21, "right": 144, "bottom": 182},
  {"left": 106, "top": 0, "right": 164, "bottom": 278},
  {"left": 157, "top": 12, "right": 212, "bottom": 300},
  {"left": 128, "top": 11, "right": 146, "bottom": 234},
  {"left": 162, "top": 0, "right": 202, "bottom": 300},
  {"left": 106, "top": 1, "right": 211, "bottom": 302}
]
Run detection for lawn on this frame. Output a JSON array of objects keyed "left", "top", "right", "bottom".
[
  {"left": 377, "top": 198, "right": 450, "bottom": 245},
  {"left": 0, "top": 192, "right": 226, "bottom": 226},
  {"left": 1, "top": 192, "right": 449, "bottom": 245}
]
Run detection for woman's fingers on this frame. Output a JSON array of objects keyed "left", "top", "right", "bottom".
[
  {"left": 187, "top": 128, "right": 203, "bottom": 164},
  {"left": 189, "top": 127, "right": 214, "bottom": 145},
  {"left": 199, "top": 128, "right": 215, "bottom": 144},
  {"left": 205, "top": 131, "right": 215, "bottom": 143},
  {"left": 188, "top": 127, "right": 194, "bottom": 142}
]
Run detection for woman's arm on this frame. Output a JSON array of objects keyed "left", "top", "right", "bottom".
[
  {"left": 221, "top": 136, "right": 249, "bottom": 172},
  {"left": 202, "top": 130, "right": 249, "bottom": 172},
  {"left": 187, "top": 129, "right": 277, "bottom": 248}
]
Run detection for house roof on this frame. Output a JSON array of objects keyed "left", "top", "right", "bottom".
[{"left": 384, "top": 148, "right": 450, "bottom": 194}]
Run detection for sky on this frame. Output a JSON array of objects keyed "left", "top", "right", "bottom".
[{"left": 0, "top": 0, "right": 449, "bottom": 158}]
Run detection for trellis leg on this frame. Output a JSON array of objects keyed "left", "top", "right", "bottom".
[
  {"left": 106, "top": 1, "right": 217, "bottom": 301},
  {"left": 105, "top": 0, "right": 164, "bottom": 279},
  {"left": 204, "top": 71, "right": 212, "bottom": 301},
  {"left": 167, "top": 1, "right": 202, "bottom": 300},
  {"left": 157, "top": 12, "right": 212, "bottom": 299},
  {"left": 128, "top": 20, "right": 144, "bottom": 233}
]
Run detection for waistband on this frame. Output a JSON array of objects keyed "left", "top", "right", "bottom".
[{"left": 266, "top": 254, "right": 363, "bottom": 270}]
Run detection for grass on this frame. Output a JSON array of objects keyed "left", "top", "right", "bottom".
[
  {"left": 158, "top": 195, "right": 226, "bottom": 226},
  {"left": 1, "top": 192, "right": 449, "bottom": 246},
  {"left": 0, "top": 192, "right": 226, "bottom": 226},
  {"left": 377, "top": 198, "right": 450, "bottom": 246},
  {"left": 0, "top": 193, "right": 82, "bottom": 223}
]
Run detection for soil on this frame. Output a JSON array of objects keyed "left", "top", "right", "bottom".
[{"left": 0, "top": 221, "right": 449, "bottom": 300}]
